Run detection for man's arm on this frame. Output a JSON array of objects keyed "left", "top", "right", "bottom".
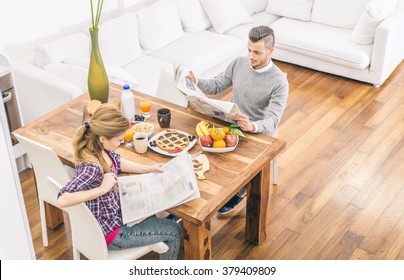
[
  {"left": 255, "top": 81, "right": 289, "bottom": 135},
  {"left": 234, "top": 80, "right": 288, "bottom": 136},
  {"left": 188, "top": 59, "right": 237, "bottom": 95}
]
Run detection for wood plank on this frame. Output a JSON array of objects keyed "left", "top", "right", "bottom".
[
  {"left": 245, "top": 163, "right": 270, "bottom": 244},
  {"left": 276, "top": 184, "right": 359, "bottom": 259},
  {"left": 182, "top": 220, "right": 211, "bottom": 260}
]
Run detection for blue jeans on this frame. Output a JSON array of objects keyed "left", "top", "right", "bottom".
[{"left": 107, "top": 216, "right": 181, "bottom": 260}]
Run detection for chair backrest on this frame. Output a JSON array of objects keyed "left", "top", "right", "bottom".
[
  {"left": 47, "top": 176, "right": 109, "bottom": 259},
  {"left": 14, "top": 133, "right": 71, "bottom": 206},
  {"left": 155, "top": 68, "right": 189, "bottom": 108}
]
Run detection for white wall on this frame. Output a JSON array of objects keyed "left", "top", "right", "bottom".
[{"left": 0, "top": 0, "right": 154, "bottom": 60}]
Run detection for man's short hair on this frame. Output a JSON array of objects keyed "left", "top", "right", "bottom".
[{"left": 249, "top": 26, "right": 275, "bottom": 49}]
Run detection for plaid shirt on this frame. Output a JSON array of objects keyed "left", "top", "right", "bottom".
[{"left": 58, "top": 151, "right": 122, "bottom": 236}]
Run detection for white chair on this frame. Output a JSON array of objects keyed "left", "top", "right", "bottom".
[
  {"left": 272, "top": 129, "right": 279, "bottom": 185},
  {"left": 47, "top": 176, "right": 169, "bottom": 260},
  {"left": 14, "top": 133, "right": 71, "bottom": 247},
  {"left": 15, "top": 134, "right": 167, "bottom": 259},
  {"left": 273, "top": 156, "right": 278, "bottom": 185}
]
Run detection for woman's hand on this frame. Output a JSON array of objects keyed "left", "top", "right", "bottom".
[
  {"left": 150, "top": 163, "right": 164, "bottom": 173},
  {"left": 100, "top": 172, "right": 117, "bottom": 194}
]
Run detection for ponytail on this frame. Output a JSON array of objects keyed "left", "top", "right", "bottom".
[{"left": 73, "top": 104, "right": 130, "bottom": 172}]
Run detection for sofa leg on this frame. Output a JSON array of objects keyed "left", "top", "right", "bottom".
[{"left": 373, "top": 84, "right": 380, "bottom": 89}]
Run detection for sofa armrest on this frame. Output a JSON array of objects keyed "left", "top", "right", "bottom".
[
  {"left": 370, "top": 1, "right": 404, "bottom": 86},
  {"left": 11, "top": 61, "right": 84, "bottom": 125}
]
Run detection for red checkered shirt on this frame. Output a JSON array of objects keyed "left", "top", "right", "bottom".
[{"left": 58, "top": 150, "right": 122, "bottom": 236}]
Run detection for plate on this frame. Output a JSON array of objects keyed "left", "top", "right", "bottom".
[
  {"left": 132, "top": 122, "right": 154, "bottom": 137},
  {"left": 198, "top": 135, "right": 239, "bottom": 153},
  {"left": 148, "top": 129, "right": 196, "bottom": 157}
]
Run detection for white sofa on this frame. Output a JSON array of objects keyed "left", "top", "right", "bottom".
[{"left": 11, "top": 0, "right": 404, "bottom": 125}]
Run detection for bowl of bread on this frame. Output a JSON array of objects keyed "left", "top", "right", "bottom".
[{"left": 132, "top": 122, "right": 154, "bottom": 137}]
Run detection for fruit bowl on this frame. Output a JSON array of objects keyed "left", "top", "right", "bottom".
[
  {"left": 198, "top": 135, "right": 239, "bottom": 153},
  {"left": 132, "top": 122, "right": 154, "bottom": 137}
]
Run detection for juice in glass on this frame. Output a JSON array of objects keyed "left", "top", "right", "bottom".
[{"left": 140, "top": 98, "right": 152, "bottom": 119}]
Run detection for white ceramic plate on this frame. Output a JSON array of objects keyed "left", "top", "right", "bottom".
[
  {"left": 199, "top": 135, "right": 239, "bottom": 153},
  {"left": 132, "top": 122, "right": 154, "bottom": 137},
  {"left": 148, "top": 129, "right": 196, "bottom": 157}
]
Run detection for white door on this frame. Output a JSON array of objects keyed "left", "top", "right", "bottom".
[{"left": 0, "top": 95, "right": 35, "bottom": 259}]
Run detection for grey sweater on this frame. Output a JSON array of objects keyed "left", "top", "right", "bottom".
[{"left": 197, "top": 57, "right": 288, "bottom": 136}]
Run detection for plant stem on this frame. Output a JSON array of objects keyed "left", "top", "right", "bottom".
[
  {"left": 95, "top": 0, "right": 104, "bottom": 28},
  {"left": 90, "top": 0, "right": 95, "bottom": 28}
]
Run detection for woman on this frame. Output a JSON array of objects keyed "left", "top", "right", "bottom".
[{"left": 57, "top": 104, "right": 181, "bottom": 260}]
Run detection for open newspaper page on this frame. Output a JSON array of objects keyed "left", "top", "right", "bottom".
[
  {"left": 175, "top": 64, "right": 240, "bottom": 123},
  {"left": 118, "top": 152, "right": 200, "bottom": 226}
]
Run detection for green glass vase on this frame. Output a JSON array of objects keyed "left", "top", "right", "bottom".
[{"left": 88, "top": 28, "right": 109, "bottom": 103}]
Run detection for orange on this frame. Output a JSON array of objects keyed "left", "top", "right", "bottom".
[
  {"left": 124, "top": 128, "right": 135, "bottom": 142},
  {"left": 222, "top": 126, "right": 229, "bottom": 134},
  {"left": 213, "top": 139, "right": 226, "bottom": 148},
  {"left": 210, "top": 128, "right": 226, "bottom": 140}
]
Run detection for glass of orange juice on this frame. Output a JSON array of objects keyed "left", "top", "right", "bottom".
[
  {"left": 139, "top": 98, "right": 152, "bottom": 119},
  {"left": 123, "top": 128, "right": 135, "bottom": 148}
]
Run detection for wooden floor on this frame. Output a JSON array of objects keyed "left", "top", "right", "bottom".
[{"left": 19, "top": 60, "right": 404, "bottom": 260}]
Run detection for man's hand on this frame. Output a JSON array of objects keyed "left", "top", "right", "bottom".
[
  {"left": 187, "top": 71, "right": 197, "bottom": 83},
  {"left": 234, "top": 113, "right": 255, "bottom": 132}
]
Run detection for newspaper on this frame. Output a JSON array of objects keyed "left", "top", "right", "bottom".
[
  {"left": 118, "top": 152, "right": 200, "bottom": 226},
  {"left": 175, "top": 64, "right": 240, "bottom": 123}
]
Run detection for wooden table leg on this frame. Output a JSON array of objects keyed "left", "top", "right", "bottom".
[
  {"left": 32, "top": 171, "right": 64, "bottom": 229},
  {"left": 245, "top": 162, "right": 270, "bottom": 244},
  {"left": 182, "top": 220, "right": 212, "bottom": 260},
  {"left": 45, "top": 203, "right": 64, "bottom": 229}
]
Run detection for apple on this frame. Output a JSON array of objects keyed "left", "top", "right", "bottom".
[
  {"left": 224, "top": 133, "right": 237, "bottom": 147},
  {"left": 200, "top": 135, "right": 213, "bottom": 147}
]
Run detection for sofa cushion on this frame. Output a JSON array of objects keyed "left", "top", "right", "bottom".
[
  {"left": 136, "top": 0, "right": 184, "bottom": 53},
  {"left": 271, "top": 17, "right": 372, "bottom": 69},
  {"left": 97, "top": 13, "right": 142, "bottom": 67},
  {"left": 311, "top": 0, "right": 370, "bottom": 29},
  {"left": 35, "top": 32, "right": 89, "bottom": 68},
  {"left": 200, "top": 0, "right": 252, "bottom": 33},
  {"left": 224, "top": 12, "right": 280, "bottom": 43},
  {"left": 178, "top": 0, "right": 211, "bottom": 32},
  {"left": 122, "top": 55, "right": 173, "bottom": 96},
  {"left": 44, "top": 62, "right": 88, "bottom": 90},
  {"left": 149, "top": 30, "right": 245, "bottom": 75},
  {"left": 44, "top": 59, "right": 139, "bottom": 91},
  {"left": 351, "top": 0, "right": 398, "bottom": 45},
  {"left": 239, "top": 0, "right": 268, "bottom": 15},
  {"left": 266, "top": 0, "right": 314, "bottom": 21}
]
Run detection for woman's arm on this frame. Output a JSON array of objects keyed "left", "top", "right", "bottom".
[
  {"left": 121, "top": 158, "right": 164, "bottom": 174},
  {"left": 58, "top": 172, "right": 117, "bottom": 208}
]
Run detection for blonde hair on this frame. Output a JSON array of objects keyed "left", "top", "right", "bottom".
[{"left": 73, "top": 103, "right": 130, "bottom": 172}]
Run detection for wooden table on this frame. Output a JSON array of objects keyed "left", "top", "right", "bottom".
[{"left": 14, "top": 84, "right": 286, "bottom": 259}]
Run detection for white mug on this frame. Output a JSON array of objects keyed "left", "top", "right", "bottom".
[{"left": 133, "top": 132, "right": 148, "bottom": 154}]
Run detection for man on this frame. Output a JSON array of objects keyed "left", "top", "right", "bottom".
[{"left": 188, "top": 26, "right": 289, "bottom": 214}]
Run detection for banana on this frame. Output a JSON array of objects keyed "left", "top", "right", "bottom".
[
  {"left": 200, "top": 120, "right": 212, "bottom": 129},
  {"left": 195, "top": 124, "right": 205, "bottom": 137},
  {"left": 198, "top": 123, "right": 209, "bottom": 136},
  {"left": 195, "top": 121, "right": 211, "bottom": 137}
]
